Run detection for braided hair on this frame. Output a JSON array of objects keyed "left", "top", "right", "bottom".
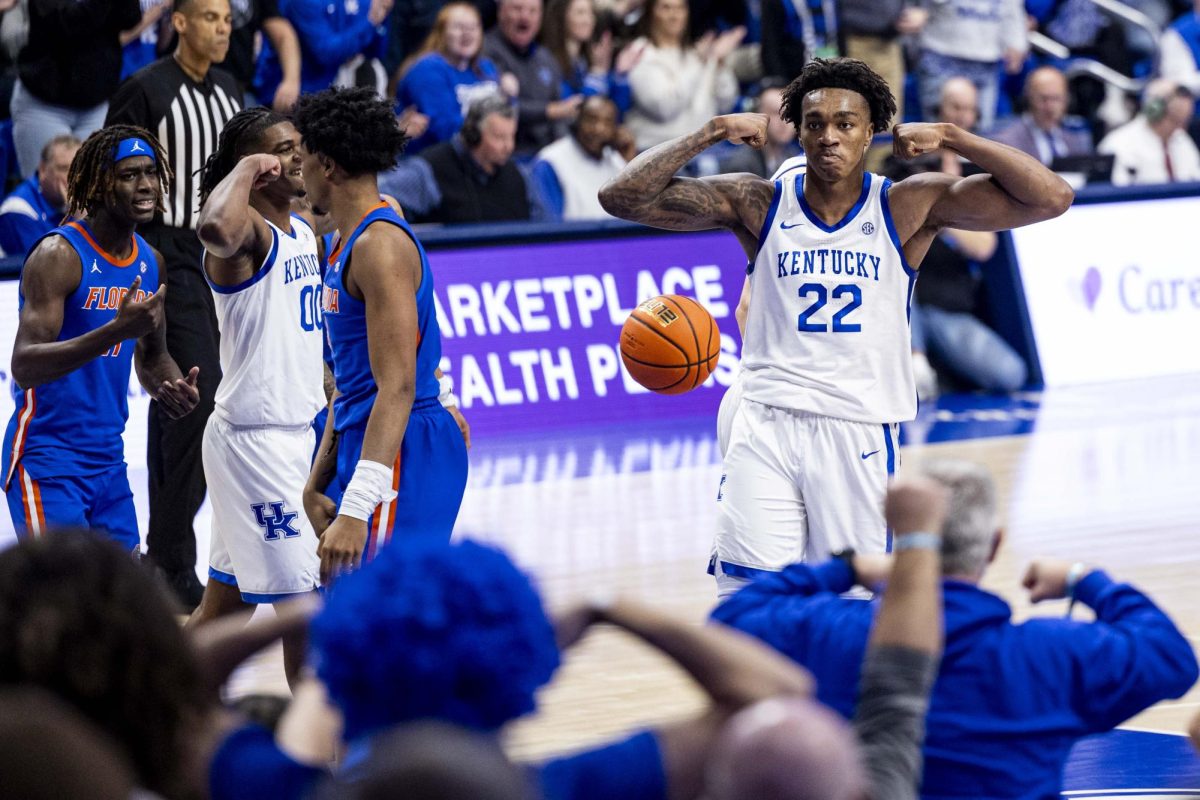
[
  {"left": 66, "top": 125, "right": 170, "bottom": 219},
  {"left": 292, "top": 86, "right": 410, "bottom": 177},
  {"left": 781, "top": 57, "right": 897, "bottom": 135},
  {"left": 198, "top": 106, "right": 289, "bottom": 207}
]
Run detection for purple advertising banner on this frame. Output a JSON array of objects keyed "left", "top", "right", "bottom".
[{"left": 426, "top": 230, "right": 749, "bottom": 436}]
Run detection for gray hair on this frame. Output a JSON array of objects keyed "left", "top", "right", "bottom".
[{"left": 918, "top": 459, "right": 998, "bottom": 576}]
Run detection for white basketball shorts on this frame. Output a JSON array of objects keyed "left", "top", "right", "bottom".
[
  {"left": 714, "top": 398, "right": 899, "bottom": 586},
  {"left": 203, "top": 414, "right": 320, "bottom": 602},
  {"left": 716, "top": 372, "right": 745, "bottom": 459}
]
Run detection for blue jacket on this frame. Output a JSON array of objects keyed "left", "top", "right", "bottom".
[
  {"left": 0, "top": 174, "right": 59, "bottom": 258},
  {"left": 395, "top": 53, "right": 501, "bottom": 154},
  {"left": 711, "top": 560, "right": 1198, "bottom": 800}
]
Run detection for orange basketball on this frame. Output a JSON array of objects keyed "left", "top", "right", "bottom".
[{"left": 620, "top": 295, "right": 721, "bottom": 395}]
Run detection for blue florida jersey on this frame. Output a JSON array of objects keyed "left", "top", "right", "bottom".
[
  {"left": 3, "top": 221, "right": 158, "bottom": 488},
  {"left": 322, "top": 202, "right": 442, "bottom": 432}
]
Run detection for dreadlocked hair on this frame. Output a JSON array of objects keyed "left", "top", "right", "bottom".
[
  {"left": 198, "top": 106, "right": 289, "bottom": 207},
  {"left": 66, "top": 125, "right": 170, "bottom": 219},
  {"left": 781, "top": 58, "right": 897, "bottom": 134},
  {"left": 292, "top": 86, "right": 410, "bottom": 176}
]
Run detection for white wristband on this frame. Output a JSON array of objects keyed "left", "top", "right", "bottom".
[
  {"left": 437, "top": 374, "right": 458, "bottom": 408},
  {"left": 338, "top": 460, "right": 397, "bottom": 521},
  {"left": 893, "top": 532, "right": 941, "bottom": 552}
]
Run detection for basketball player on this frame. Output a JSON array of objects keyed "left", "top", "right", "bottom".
[
  {"left": 600, "top": 58, "right": 1074, "bottom": 597},
  {"left": 292, "top": 86, "right": 468, "bottom": 584},
  {"left": 2, "top": 126, "right": 200, "bottom": 550},
  {"left": 188, "top": 108, "right": 325, "bottom": 680}
]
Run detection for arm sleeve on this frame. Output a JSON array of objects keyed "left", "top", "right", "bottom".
[
  {"left": 287, "top": 0, "right": 381, "bottom": 68},
  {"left": 529, "top": 160, "right": 564, "bottom": 221},
  {"left": 709, "top": 560, "right": 856, "bottom": 655},
  {"left": 609, "top": 73, "right": 633, "bottom": 115},
  {"left": 853, "top": 645, "right": 940, "bottom": 800},
  {"left": 401, "top": 61, "right": 466, "bottom": 143},
  {"left": 1001, "top": 0, "right": 1028, "bottom": 52},
  {"left": 1070, "top": 570, "right": 1200, "bottom": 731}
]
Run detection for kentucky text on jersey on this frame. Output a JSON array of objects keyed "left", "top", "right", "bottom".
[
  {"left": 82, "top": 286, "right": 151, "bottom": 310},
  {"left": 776, "top": 249, "right": 883, "bottom": 281},
  {"left": 283, "top": 252, "right": 321, "bottom": 285}
]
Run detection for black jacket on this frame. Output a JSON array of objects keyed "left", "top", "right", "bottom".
[{"left": 18, "top": 0, "right": 141, "bottom": 108}]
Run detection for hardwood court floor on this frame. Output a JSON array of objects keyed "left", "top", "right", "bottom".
[{"left": 228, "top": 374, "right": 1200, "bottom": 777}]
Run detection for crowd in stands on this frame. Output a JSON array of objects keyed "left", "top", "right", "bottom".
[
  {"left": 1, "top": 0, "right": 1200, "bottom": 243},
  {"left": 0, "top": 464, "right": 1194, "bottom": 799}
]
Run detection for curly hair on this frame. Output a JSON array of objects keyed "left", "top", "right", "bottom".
[
  {"left": 67, "top": 125, "right": 171, "bottom": 219},
  {"left": 0, "top": 533, "right": 205, "bottom": 798},
  {"left": 781, "top": 58, "right": 897, "bottom": 134},
  {"left": 311, "top": 539, "right": 560, "bottom": 741},
  {"left": 291, "top": 86, "right": 410, "bottom": 177},
  {"left": 198, "top": 106, "right": 289, "bottom": 207}
]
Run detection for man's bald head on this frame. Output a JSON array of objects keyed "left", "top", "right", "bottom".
[
  {"left": 705, "top": 697, "right": 868, "bottom": 800},
  {"left": 938, "top": 77, "right": 979, "bottom": 131},
  {"left": 1025, "top": 66, "right": 1069, "bottom": 131}
]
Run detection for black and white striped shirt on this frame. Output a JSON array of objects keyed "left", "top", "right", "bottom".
[{"left": 106, "top": 57, "right": 242, "bottom": 230}]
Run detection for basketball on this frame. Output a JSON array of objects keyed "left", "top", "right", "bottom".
[{"left": 619, "top": 295, "right": 721, "bottom": 395}]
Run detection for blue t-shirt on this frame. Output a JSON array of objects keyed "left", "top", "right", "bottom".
[
  {"left": 535, "top": 730, "right": 667, "bottom": 800},
  {"left": 210, "top": 724, "right": 326, "bottom": 800},
  {"left": 396, "top": 53, "right": 501, "bottom": 154}
]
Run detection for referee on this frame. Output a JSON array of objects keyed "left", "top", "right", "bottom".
[{"left": 106, "top": 0, "right": 241, "bottom": 608}]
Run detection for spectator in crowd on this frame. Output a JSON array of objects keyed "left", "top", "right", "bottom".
[
  {"left": 1099, "top": 79, "right": 1200, "bottom": 184},
  {"left": 395, "top": 2, "right": 504, "bottom": 154},
  {"left": 0, "top": 533, "right": 209, "bottom": 799},
  {"left": 10, "top": 0, "right": 140, "bottom": 178},
  {"left": 378, "top": 156, "right": 444, "bottom": 218},
  {"left": 0, "top": 133, "right": 77, "bottom": 257},
  {"left": 106, "top": 0, "right": 244, "bottom": 610},
  {"left": 532, "top": 95, "right": 632, "bottom": 220},
  {"left": 916, "top": 0, "right": 1027, "bottom": 133},
  {"left": 541, "top": 0, "right": 641, "bottom": 113},
  {"left": 839, "top": 0, "right": 928, "bottom": 122},
  {"left": 0, "top": 688, "right": 139, "bottom": 800},
  {"left": 716, "top": 80, "right": 800, "bottom": 178},
  {"left": 1160, "top": 0, "right": 1200, "bottom": 95},
  {"left": 713, "top": 459, "right": 1199, "bottom": 800},
  {"left": 934, "top": 76, "right": 980, "bottom": 175},
  {"left": 623, "top": 0, "right": 742, "bottom": 151},
  {"left": 760, "top": 0, "right": 835, "bottom": 89},
  {"left": 317, "top": 722, "right": 531, "bottom": 800},
  {"left": 418, "top": 94, "right": 542, "bottom": 223},
  {"left": 256, "top": 0, "right": 391, "bottom": 105},
  {"left": 119, "top": 0, "right": 172, "bottom": 82},
  {"left": 484, "top": 0, "right": 582, "bottom": 158},
  {"left": 708, "top": 476, "right": 949, "bottom": 800},
  {"left": 990, "top": 66, "right": 1093, "bottom": 165}
]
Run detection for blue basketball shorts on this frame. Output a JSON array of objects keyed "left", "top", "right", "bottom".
[
  {"left": 4, "top": 462, "right": 139, "bottom": 552},
  {"left": 333, "top": 398, "right": 468, "bottom": 561}
]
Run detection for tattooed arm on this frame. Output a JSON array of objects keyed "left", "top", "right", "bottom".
[{"left": 599, "top": 114, "right": 776, "bottom": 255}]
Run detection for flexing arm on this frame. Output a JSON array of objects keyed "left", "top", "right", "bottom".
[
  {"left": 317, "top": 227, "right": 419, "bottom": 583},
  {"left": 134, "top": 253, "right": 200, "bottom": 419},
  {"left": 11, "top": 238, "right": 161, "bottom": 388},
  {"left": 556, "top": 598, "right": 813, "bottom": 800},
  {"left": 197, "top": 154, "right": 279, "bottom": 266},
  {"left": 598, "top": 114, "right": 774, "bottom": 242},
  {"left": 889, "top": 123, "right": 1074, "bottom": 237}
]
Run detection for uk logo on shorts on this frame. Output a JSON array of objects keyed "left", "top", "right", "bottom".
[{"left": 252, "top": 501, "right": 301, "bottom": 541}]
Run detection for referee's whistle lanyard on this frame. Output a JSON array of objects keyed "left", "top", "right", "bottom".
[{"left": 788, "top": 0, "right": 839, "bottom": 62}]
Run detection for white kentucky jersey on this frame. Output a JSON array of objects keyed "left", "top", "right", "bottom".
[
  {"left": 208, "top": 214, "right": 326, "bottom": 426},
  {"left": 742, "top": 171, "right": 918, "bottom": 423}
]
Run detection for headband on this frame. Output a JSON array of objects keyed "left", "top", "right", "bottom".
[{"left": 114, "top": 137, "right": 155, "bottom": 163}]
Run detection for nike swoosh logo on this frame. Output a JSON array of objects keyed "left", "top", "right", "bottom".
[
  {"left": 780, "top": 221, "right": 805, "bottom": 229},
  {"left": 861, "top": 450, "right": 880, "bottom": 460}
]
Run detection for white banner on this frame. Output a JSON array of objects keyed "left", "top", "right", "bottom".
[{"left": 1011, "top": 196, "right": 1200, "bottom": 386}]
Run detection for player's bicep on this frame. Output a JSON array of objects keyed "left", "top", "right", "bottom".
[
  {"left": 626, "top": 175, "right": 744, "bottom": 232},
  {"left": 15, "top": 239, "right": 79, "bottom": 346},
  {"left": 927, "top": 173, "right": 1046, "bottom": 232}
]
